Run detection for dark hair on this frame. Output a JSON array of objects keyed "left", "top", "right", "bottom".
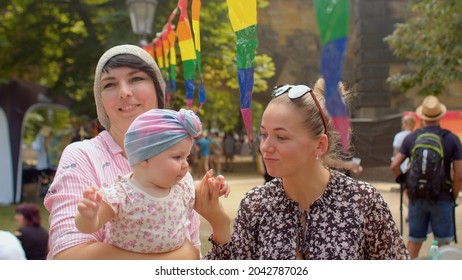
[
  {"left": 16, "top": 203, "right": 41, "bottom": 227},
  {"left": 102, "top": 54, "right": 165, "bottom": 109}
]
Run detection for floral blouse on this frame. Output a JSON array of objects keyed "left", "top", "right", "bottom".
[{"left": 205, "top": 170, "right": 409, "bottom": 260}]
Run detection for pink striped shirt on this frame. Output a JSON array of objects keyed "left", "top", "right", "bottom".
[{"left": 43, "top": 131, "right": 201, "bottom": 259}]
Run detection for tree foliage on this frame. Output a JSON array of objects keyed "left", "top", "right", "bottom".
[
  {"left": 384, "top": 0, "right": 462, "bottom": 96},
  {"left": 0, "top": 0, "right": 274, "bottom": 136},
  {"left": 0, "top": 0, "right": 131, "bottom": 116}
]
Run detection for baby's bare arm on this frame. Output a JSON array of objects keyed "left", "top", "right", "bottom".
[{"left": 75, "top": 187, "right": 114, "bottom": 233}]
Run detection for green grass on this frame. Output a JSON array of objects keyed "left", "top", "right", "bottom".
[{"left": 0, "top": 201, "right": 49, "bottom": 234}]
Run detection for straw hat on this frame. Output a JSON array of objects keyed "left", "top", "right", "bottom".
[{"left": 416, "top": 95, "right": 447, "bottom": 121}]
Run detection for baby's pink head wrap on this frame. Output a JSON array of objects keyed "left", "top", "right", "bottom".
[{"left": 124, "top": 109, "right": 201, "bottom": 166}]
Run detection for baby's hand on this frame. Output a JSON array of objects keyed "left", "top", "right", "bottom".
[
  {"left": 77, "top": 187, "right": 102, "bottom": 220},
  {"left": 208, "top": 174, "right": 230, "bottom": 198}
]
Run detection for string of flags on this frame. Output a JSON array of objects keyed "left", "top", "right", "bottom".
[
  {"left": 142, "top": 0, "right": 350, "bottom": 149},
  {"left": 141, "top": 0, "right": 257, "bottom": 145}
]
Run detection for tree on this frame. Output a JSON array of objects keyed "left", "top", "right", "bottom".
[
  {"left": 0, "top": 0, "right": 274, "bottom": 136},
  {"left": 0, "top": 0, "right": 131, "bottom": 115},
  {"left": 384, "top": 0, "right": 462, "bottom": 96}
]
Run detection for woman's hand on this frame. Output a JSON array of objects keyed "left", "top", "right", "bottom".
[{"left": 195, "top": 170, "right": 231, "bottom": 244}]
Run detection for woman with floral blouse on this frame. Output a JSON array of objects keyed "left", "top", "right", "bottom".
[{"left": 195, "top": 79, "right": 410, "bottom": 260}]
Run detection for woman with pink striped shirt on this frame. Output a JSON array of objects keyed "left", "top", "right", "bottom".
[{"left": 44, "top": 45, "right": 204, "bottom": 259}]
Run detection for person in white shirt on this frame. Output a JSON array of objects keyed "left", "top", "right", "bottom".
[
  {"left": 392, "top": 115, "right": 416, "bottom": 172},
  {"left": 0, "top": 230, "right": 26, "bottom": 260}
]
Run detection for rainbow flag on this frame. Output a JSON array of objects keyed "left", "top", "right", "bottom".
[
  {"left": 161, "top": 30, "right": 171, "bottom": 106},
  {"left": 226, "top": 0, "right": 258, "bottom": 144},
  {"left": 154, "top": 37, "right": 164, "bottom": 78},
  {"left": 142, "top": 43, "right": 154, "bottom": 58},
  {"left": 314, "top": 0, "right": 350, "bottom": 151},
  {"left": 177, "top": 0, "right": 197, "bottom": 109},
  {"left": 167, "top": 9, "right": 178, "bottom": 98},
  {"left": 192, "top": 0, "right": 206, "bottom": 109}
]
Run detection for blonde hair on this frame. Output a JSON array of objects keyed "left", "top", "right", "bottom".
[
  {"left": 402, "top": 115, "right": 416, "bottom": 131},
  {"left": 313, "top": 77, "right": 351, "bottom": 104},
  {"left": 309, "top": 77, "right": 359, "bottom": 171}
]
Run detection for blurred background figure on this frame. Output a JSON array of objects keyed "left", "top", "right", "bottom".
[
  {"left": 14, "top": 203, "right": 49, "bottom": 260},
  {"left": 392, "top": 115, "right": 416, "bottom": 173},
  {"left": 71, "top": 126, "right": 91, "bottom": 143},
  {"left": 209, "top": 132, "right": 223, "bottom": 175},
  {"left": 195, "top": 133, "right": 211, "bottom": 178},
  {"left": 223, "top": 132, "right": 236, "bottom": 172},
  {"left": 32, "top": 126, "right": 54, "bottom": 198},
  {"left": 32, "top": 126, "right": 52, "bottom": 172},
  {"left": 0, "top": 230, "right": 26, "bottom": 260}
]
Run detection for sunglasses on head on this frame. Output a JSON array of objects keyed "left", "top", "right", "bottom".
[{"left": 271, "top": 84, "right": 328, "bottom": 134}]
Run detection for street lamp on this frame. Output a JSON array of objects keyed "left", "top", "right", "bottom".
[{"left": 126, "top": 0, "right": 158, "bottom": 46}]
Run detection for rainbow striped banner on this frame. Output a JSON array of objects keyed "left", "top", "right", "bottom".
[
  {"left": 177, "top": 0, "right": 197, "bottom": 109},
  {"left": 226, "top": 0, "right": 258, "bottom": 144},
  {"left": 167, "top": 9, "right": 178, "bottom": 98},
  {"left": 161, "top": 30, "right": 171, "bottom": 106},
  {"left": 154, "top": 37, "right": 164, "bottom": 78},
  {"left": 142, "top": 43, "right": 154, "bottom": 58},
  {"left": 314, "top": 0, "right": 350, "bottom": 151},
  {"left": 192, "top": 0, "right": 206, "bottom": 109}
]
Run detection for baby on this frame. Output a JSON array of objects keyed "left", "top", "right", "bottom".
[{"left": 75, "top": 108, "right": 228, "bottom": 254}]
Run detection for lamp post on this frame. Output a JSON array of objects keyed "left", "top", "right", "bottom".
[{"left": 126, "top": 0, "right": 158, "bottom": 46}]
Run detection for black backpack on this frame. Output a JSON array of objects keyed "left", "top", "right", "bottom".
[{"left": 405, "top": 129, "right": 449, "bottom": 201}]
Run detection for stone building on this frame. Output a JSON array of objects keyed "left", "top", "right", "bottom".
[{"left": 256, "top": 0, "right": 462, "bottom": 118}]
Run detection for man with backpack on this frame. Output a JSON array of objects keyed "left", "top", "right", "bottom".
[{"left": 391, "top": 95, "right": 462, "bottom": 259}]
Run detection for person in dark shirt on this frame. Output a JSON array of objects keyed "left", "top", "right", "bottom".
[
  {"left": 14, "top": 203, "right": 49, "bottom": 260},
  {"left": 391, "top": 95, "right": 462, "bottom": 259}
]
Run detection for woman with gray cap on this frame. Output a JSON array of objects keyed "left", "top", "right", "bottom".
[{"left": 44, "top": 45, "right": 202, "bottom": 259}]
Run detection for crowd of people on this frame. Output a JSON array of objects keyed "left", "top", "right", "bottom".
[
  {"left": 6, "top": 43, "right": 460, "bottom": 261},
  {"left": 189, "top": 130, "right": 256, "bottom": 179}
]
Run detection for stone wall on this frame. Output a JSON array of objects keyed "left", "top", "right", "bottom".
[
  {"left": 257, "top": 0, "right": 320, "bottom": 98},
  {"left": 256, "top": 0, "right": 462, "bottom": 118}
]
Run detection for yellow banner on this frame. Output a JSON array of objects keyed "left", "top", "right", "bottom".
[
  {"left": 192, "top": 20, "right": 201, "bottom": 52},
  {"left": 179, "top": 39, "right": 197, "bottom": 61},
  {"left": 168, "top": 30, "right": 176, "bottom": 65},
  {"left": 226, "top": 0, "right": 256, "bottom": 32}
]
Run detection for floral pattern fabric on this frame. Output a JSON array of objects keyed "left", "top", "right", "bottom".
[
  {"left": 205, "top": 170, "right": 409, "bottom": 260},
  {"left": 103, "top": 173, "right": 194, "bottom": 253}
]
